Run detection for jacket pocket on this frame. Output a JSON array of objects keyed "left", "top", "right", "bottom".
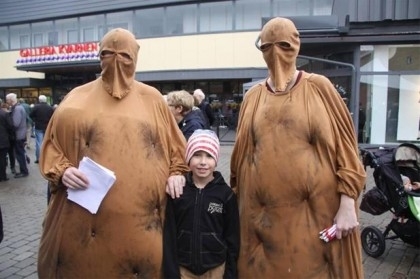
[
  {"left": 200, "top": 232, "right": 227, "bottom": 267},
  {"left": 177, "top": 230, "right": 192, "bottom": 266}
]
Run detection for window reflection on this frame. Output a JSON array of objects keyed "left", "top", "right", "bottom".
[
  {"left": 166, "top": 5, "right": 197, "bottom": 34},
  {"left": 360, "top": 74, "right": 420, "bottom": 144},
  {"left": 80, "top": 15, "right": 105, "bottom": 42},
  {"left": 0, "top": 26, "right": 8, "bottom": 50},
  {"left": 199, "top": 1, "right": 233, "bottom": 32},
  {"left": 106, "top": 11, "right": 131, "bottom": 32},
  {"left": 2, "top": 0, "right": 339, "bottom": 50},
  {"left": 10, "top": 24, "right": 30, "bottom": 49},
  {"left": 32, "top": 21, "right": 52, "bottom": 47},
  {"left": 134, "top": 8, "right": 164, "bottom": 37},
  {"left": 56, "top": 18, "right": 78, "bottom": 44},
  {"left": 235, "top": 0, "right": 270, "bottom": 30}
]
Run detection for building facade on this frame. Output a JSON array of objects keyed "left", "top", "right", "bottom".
[{"left": 0, "top": 0, "right": 419, "bottom": 144}]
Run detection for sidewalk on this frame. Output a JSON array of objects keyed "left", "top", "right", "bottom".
[{"left": 0, "top": 139, "right": 419, "bottom": 278}]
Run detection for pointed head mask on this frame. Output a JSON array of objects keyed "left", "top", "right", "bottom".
[
  {"left": 258, "top": 17, "right": 300, "bottom": 92},
  {"left": 99, "top": 28, "right": 139, "bottom": 99}
]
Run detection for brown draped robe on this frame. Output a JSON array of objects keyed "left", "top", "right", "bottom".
[
  {"left": 231, "top": 72, "right": 366, "bottom": 278},
  {"left": 37, "top": 78, "right": 188, "bottom": 278}
]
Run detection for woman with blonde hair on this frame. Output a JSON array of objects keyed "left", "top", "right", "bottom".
[{"left": 166, "top": 90, "right": 206, "bottom": 140}]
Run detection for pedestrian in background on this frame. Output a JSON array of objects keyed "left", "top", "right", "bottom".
[
  {"left": 1, "top": 102, "right": 16, "bottom": 175},
  {"left": 30, "top": 95, "right": 54, "bottom": 164},
  {"left": 0, "top": 205, "right": 3, "bottom": 244},
  {"left": 18, "top": 98, "right": 33, "bottom": 149},
  {"left": 0, "top": 100, "right": 13, "bottom": 182},
  {"left": 37, "top": 28, "right": 188, "bottom": 278},
  {"left": 193, "top": 89, "right": 215, "bottom": 128},
  {"left": 166, "top": 90, "right": 206, "bottom": 140},
  {"left": 6, "top": 93, "right": 29, "bottom": 178},
  {"left": 164, "top": 129, "right": 239, "bottom": 278},
  {"left": 230, "top": 17, "right": 366, "bottom": 278}
]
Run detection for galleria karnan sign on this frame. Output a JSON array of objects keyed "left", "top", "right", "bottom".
[{"left": 16, "top": 42, "right": 99, "bottom": 65}]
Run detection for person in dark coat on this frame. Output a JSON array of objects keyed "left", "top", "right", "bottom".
[
  {"left": 193, "top": 89, "right": 215, "bottom": 128},
  {"left": 30, "top": 95, "right": 54, "bottom": 163},
  {"left": 0, "top": 101, "right": 13, "bottom": 181},
  {"left": 0, "top": 205, "right": 3, "bottom": 243},
  {"left": 1, "top": 102, "right": 15, "bottom": 174},
  {"left": 167, "top": 90, "right": 206, "bottom": 140}
]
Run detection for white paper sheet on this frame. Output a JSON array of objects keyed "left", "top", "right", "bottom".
[{"left": 67, "top": 157, "right": 116, "bottom": 214}]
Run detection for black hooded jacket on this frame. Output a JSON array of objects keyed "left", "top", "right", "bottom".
[
  {"left": 163, "top": 171, "right": 239, "bottom": 278},
  {"left": 178, "top": 109, "right": 206, "bottom": 140}
]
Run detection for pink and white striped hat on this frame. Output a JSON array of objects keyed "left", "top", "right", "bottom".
[{"left": 185, "top": 129, "right": 220, "bottom": 164}]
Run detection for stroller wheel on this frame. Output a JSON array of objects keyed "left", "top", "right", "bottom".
[{"left": 361, "top": 226, "right": 386, "bottom": 258}]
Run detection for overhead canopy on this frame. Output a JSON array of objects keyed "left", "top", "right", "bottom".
[{"left": 16, "top": 61, "right": 101, "bottom": 74}]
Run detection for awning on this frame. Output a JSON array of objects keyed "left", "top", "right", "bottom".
[{"left": 16, "top": 60, "right": 101, "bottom": 74}]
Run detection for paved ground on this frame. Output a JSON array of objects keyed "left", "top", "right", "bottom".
[{"left": 0, "top": 137, "right": 419, "bottom": 278}]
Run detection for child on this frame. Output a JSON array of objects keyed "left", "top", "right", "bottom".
[
  {"left": 163, "top": 129, "right": 239, "bottom": 278},
  {"left": 401, "top": 174, "right": 420, "bottom": 192}
]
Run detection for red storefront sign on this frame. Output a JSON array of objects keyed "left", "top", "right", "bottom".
[
  {"left": 19, "top": 42, "right": 98, "bottom": 57},
  {"left": 17, "top": 42, "right": 99, "bottom": 65}
]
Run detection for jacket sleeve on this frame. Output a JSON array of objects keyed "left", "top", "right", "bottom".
[
  {"left": 39, "top": 111, "right": 74, "bottom": 189},
  {"left": 223, "top": 192, "right": 240, "bottom": 279},
  {"left": 230, "top": 85, "right": 264, "bottom": 192},
  {"left": 163, "top": 196, "right": 181, "bottom": 278}
]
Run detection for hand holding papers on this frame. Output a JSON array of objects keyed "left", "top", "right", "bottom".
[{"left": 67, "top": 157, "right": 116, "bottom": 214}]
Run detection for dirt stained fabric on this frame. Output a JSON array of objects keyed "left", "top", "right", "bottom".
[
  {"left": 231, "top": 71, "right": 366, "bottom": 278},
  {"left": 37, "top": 28, "right": 189, "bottom": 278}
]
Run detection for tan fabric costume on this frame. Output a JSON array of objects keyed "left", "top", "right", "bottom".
[
  {"left": 231, "top": 18, "right": 366, "bottom": 278},
  {"left": 37, "top": 28, "right": 189, "bottom": 278}
]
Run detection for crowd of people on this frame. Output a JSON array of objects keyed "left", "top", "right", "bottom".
[
  {"left": 0, "top": 17, "right": 375, "bottom": 278},
  {"left": 0, "top": 94, "right": 54, "bottom": 181}
]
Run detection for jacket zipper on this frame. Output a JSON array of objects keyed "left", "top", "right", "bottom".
[{"left": 192, "top": 187, "right": 203, "bottom": 272}]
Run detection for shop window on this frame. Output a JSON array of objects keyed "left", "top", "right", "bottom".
[
  {"left": 134, "top": 8, "right": 164, "bottom": 37},
  {"left": 21, "top": 88, "right": 38, "bottom": 103},
  {"left": 20, "top": 35, "right": 30, "bottom": 48},
  {"left": 83, "top": 28, "right": 95, "bottom": 42},
  {"left": 106, "top": 11, "right": 132, "bottom": 32},
  {"left": 0, "top": 26, "right": 9, "bottom": 51},
  {"left": 33, "top": 33, "right": 43, "bottom": 47},
  {"left": 81, "top": 15, "right": 105, "bottom": 42},
  {"left": 10, "top": 24, "right": 30, "bottom": 49},
  {"left": 56, "top": 18, "right": 78, "bottom": 44},
  {"left": 106, "top": 23, "right": 129, "bottom": 33},
  {"left": 360, "top": 74, "right": 420, "bottom": 144},
  {"left": 67, "top": 30, "right": 78, "bottom": 43},
  {"left": 235, "top": 0, "right": 270, "bottom": 30},
  {"left": 272, "top": 0, "right": 333, "bottom": 17},
  {"left": 199, "top": 1, "right": 233, "bottom": 32},
  {"left": 5, "top": 89, "right": 21, "bottom": 95},
  {"left": 48, "top": 32, "right": 58, "bottom": 45},
  {"left": 32, "top": 21, "right": 52, "bottom": 47},
  {"left": 166, "top": 4, "right": 197, "bottom": 35}
]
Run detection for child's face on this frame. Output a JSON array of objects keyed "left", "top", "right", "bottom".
[{"left": 189, "top": 150, "right": 216, "bottom": 179}]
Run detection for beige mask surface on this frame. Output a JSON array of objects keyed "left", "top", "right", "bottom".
[
  {"left": 260, "top": 17, "right": 300, "bottom": 92},
  {"left": 99, "top": 28, "right": 140, "bottom": 99}
]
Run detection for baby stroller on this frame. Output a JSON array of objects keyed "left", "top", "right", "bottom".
[{"left": 359, "top": 143, "right": 420, "bottom": 258}]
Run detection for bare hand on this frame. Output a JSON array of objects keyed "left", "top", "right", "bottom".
[
  {"left": 166, "top": 175, "right": 186, "bottom": 199},
  {"left": 334, "top": 194, "right": 359, "bottom": 239},
  {"left": 62, "top": 167, "right": 89, "bottom": 190}
]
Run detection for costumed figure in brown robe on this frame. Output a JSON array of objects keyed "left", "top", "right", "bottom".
[
  {"left": 230, "top": 17, "right": 366, "bottom": 278},
  {"left": 37, "top": 28, "right": 189, "bottom": 278}
]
